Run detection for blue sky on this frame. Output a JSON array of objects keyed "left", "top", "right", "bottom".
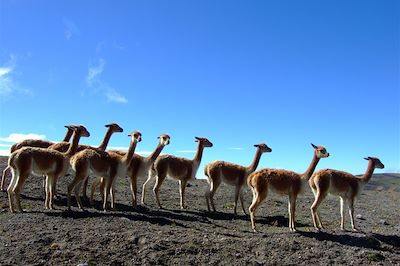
[{"left": 0, "top": 0, "right": 399, "bottom": 176}]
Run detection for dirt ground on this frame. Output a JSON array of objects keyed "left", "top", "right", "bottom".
[{"left": 0, "top": 156, "right": 399, "bottom": 265}]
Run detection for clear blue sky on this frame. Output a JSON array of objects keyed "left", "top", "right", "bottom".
[{"left": 0, "top": 0, "right": 399, "bottom": 176}]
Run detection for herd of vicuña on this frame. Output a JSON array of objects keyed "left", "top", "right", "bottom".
[{"left": 1, "top": 123, "right": 384, "bottom": 232}]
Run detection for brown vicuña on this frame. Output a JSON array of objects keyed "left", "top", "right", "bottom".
[
  {"left": 90, "top": 134, "right": 171, "bottom": 207},
  {"left": 247, "top": 143, "right": 329, "bottom": 232},
  {"left": 1, "top": 125, "right": 74, "bottom": 191},
  {"left": 150, "top": 137, "right": 213, "bottom": 209},
  {"left": 68, "top": 130, "right": 142, "bottom": 211},
  {"left": 309, "top": 156, "right": 384, "bottom": 231},
  {"left": 204, "top": 143, "right": 272, "bottom": 215},
  {"left": 48, "top": 123, "right": 123, "bottom": 196},
  {"left": 7, "top": 125, "right": 90, "bottom": 212}
]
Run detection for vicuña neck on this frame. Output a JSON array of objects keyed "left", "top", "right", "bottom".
[
  {"left": 147, "top": 143, "right": 165, "bottom": 162},
  {"left": 361, "top": 160, "right": 375, "bottom": 183},
  {"left": 246, "top": 148, "right": 263, "bottom": 173},
  {"left": 65, "top": 131, "right": 82, "bottom": 157},
  {"left": 63, "top": 128, "right": 73, "bottom": 142},
  {"left": 193, "top": 142, "right": 205, "bottom": 164},
  {"left": 123, "top": 140, "right": 138, "bottom": 165},
  {"left": 97, "top": 128, "right": 114, "bottom": 151},
  {"left": 301, "top": 151, "right": 320, "bottom": 179}
]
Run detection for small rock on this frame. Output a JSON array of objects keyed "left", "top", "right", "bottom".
[
  {"left": 50, "top": 242, "right": 60, "bottom": 250},
  {"left": 379, "top": 219, "right": 389, "bottom": 225},
  {"left": 77, "top": 263, "right": 89, "bottom": 266},
  {"left": 129, "top": 236, "right": 140, "bottom": 245},
  {"left": 356, "top": 214, "right": 364, "bottom": 220},
  {"left": 138, "top": 237, "right": 147, "bottom": 249},
  {"left": 254, "top": 260, "right": 265, "bottom": 266}
]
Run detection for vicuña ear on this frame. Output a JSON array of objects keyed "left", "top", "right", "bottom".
[
  {"left": 311, "top": 143, "right": 318, "bottom": 149},
  {"left": 195, "top": 136, "right": 201, "bottom": 142},
  {"left": 254, "top": 144, "right": 259, "bottom": 148},
  {"left": 364, "top": 157, "right": 370, "bottom": 161}
]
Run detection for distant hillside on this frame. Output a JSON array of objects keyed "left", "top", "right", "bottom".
[
  {"left": 362, "top": 173, "right": 400, "bottom": 192},
  {"left": 0, "top": 156, "right": 7, "bottom": 166}
]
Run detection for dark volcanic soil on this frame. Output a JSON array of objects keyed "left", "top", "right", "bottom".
[{"left": 0, "top": 156, "right": 399, "bottom": 265}]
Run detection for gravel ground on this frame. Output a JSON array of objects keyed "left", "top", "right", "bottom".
[{"left": 0, "top": 156, "right": 399, "bottom": 265}]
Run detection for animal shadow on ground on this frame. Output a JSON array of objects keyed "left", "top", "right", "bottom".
[
  {"left": 49, "top": 197, "right": 214, "bottom": 225},
  {"left": 370, "top": 233, "right": 400, "bottom": 248},
  {"left": 20, "top": 194, "right": 44, "bottom": 201},
  {"left": 299, "top": 231, "right": 398, "bottom": 251},
  {"left": 174, "top": 209, "right": 249, "bottom": 221},
  {"left": 256, "top": 215, "right": 308, "bottom": 228},
  {"left": 44, "top": 209, "right": 188, "bottom": 228}
]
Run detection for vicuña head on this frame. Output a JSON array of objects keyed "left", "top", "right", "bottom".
[
  {"left": 158, "top": 134, "right": 170, "bottom": 146},
  {"left": 105, "top": 123, "right": 124, "bottom": 133},
  {"left": 195, "top": 136, "right": 213, "bottom": 147},
  {"left": 129, "top": 130, "right": 142, "bottom": 142},
  {"left": 364, "top": 156, "right": 384, "bottom": 169},
  {"left": 311, "top": 143, "right": 330, "bottom": 159},
  {"left": 254, "top": 143, "right": 272, "bottom": 153}
]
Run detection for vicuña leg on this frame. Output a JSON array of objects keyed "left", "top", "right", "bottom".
[
  {"left": 7, "top": 170, "right": 18, "bottom": 213},
  {"left": 179, "top": 180, "right": 188, "bottom": 209},
  {"left": 102, "top": 178, "right": 112, "bottom": 211},
  {"left": 348, "top": 198, "right": 357, "bottom": 231},
  {"left": 205, "top": 179, "right": 221, "bottom": 212},
  {"left": 13, "top": 171, "right": 29, "bottom": 213},
  {"left": 311, "top": 189, "right": 327, "bottom": 230},
  {"left": 288, "top": 192, "right": 297, "bottom": 231},
  {"left": 1, "top": 166, "right": 11, "bottom": 191},
  {"left": 44, "top": 175, "right": 50, "bottom": 209},
  {"left": 129, "top": 175, "right": 137, "bottom": 207},
  {"left": 234, "top": 185, "right": 241, "bottom": 215},
  {"left": 153, "top": 175, "right": 166, "bottom": 209},
  {"left": 249, "top": 186, "right": 267, "bottom": 232},
  {"left": 141, "top": 171, "right": 154, "bottom": 205},
  {"left": 82, "top": 177, "right": 89, "bottom": 199},
  {"left": 340, "top": 197, "right": 346, "bottom": 231},
  {"left": 68, "top": 174, "right": 85, "bottom": 211},
  {"left": 240, "top": 190, "right": 247, "bottom": 215}
]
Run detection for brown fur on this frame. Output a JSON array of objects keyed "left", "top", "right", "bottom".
[
  {"left": 90, "top": 134, "right": 170, "bottom": 207},
  {"left": 204, "top": 143, "right": 272, "bottom": 215},
  {"left": 7, "top": 126, "right": 90, "bottom": 212},
  {"left": 1, "top": 126, "right": 75, "bottom": 191},
  {"left": 48, "top": 123, "right": 123, "bottom": 198},
  {"left": 248, "top": 144, "right": 330, "bottom": 232},
  {"left": 67, "top": 131, "right": 141, "bottom": 211},
  {"left": 80, "top": 123, "right": 123, "bottom": 198},
  {"left": 309, "top": 157, "right": 384, "bottom": 231},
  {"left": 151, "top": 137, "right": 213, "bottom": 209},
  {"left": 48, "top": 142, "right": 92, "bottom": 153},
  {"left": 10, "top": 139, "right": 54, "bottom": 153}
]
